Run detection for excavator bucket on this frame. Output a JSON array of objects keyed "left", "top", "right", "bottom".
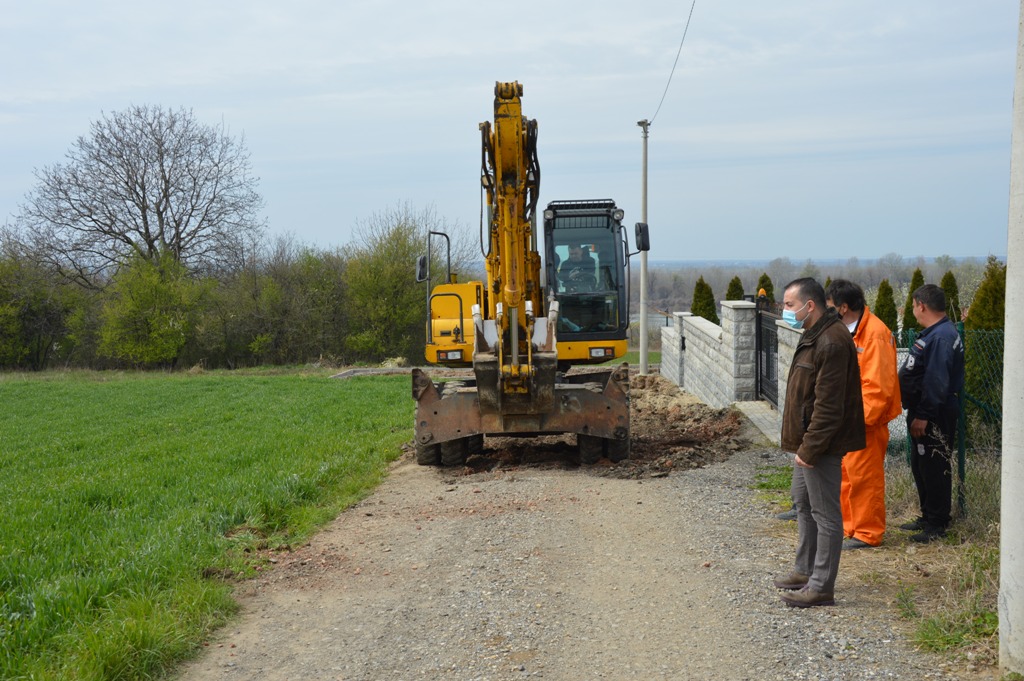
[{"left": 411, "top": 363, "right": 630, "bottom": 466}]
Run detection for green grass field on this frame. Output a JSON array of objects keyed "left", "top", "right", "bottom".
[
  {"left": 612, "top": 350, "right": 661, "bottom": 366},
  {"left": 0, "top": 370, "right": 411, "bottom": 680}
]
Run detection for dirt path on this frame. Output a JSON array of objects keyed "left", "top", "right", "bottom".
[
  {"left": 179, "top": 459, "right": 767, "bottom": 680},
  {"left": 177, "top": 376, "right": 991, "bottom": 680}
]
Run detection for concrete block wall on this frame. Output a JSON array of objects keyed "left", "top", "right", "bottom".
[
  {"left": 660, "top": 312, "right": 689, "bottom": 387},
  {"left": 662, "top": 301, "right": 758, "bottom": 409},
  {"left": 682, "top": 314, "right": 729, "bottom": 407}
]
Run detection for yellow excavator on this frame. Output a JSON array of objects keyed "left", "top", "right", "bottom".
[{"left": 411, "top": 81, "right": 649, "bottom": 466}]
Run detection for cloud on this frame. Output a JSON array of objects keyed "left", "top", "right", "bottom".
[{"left": 0, "top": 0, "right": 1015, "bottom": 258}]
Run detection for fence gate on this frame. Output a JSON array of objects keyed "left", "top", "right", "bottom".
[{"left": 756, "top": 302, "right": 781, "bottom": 407}]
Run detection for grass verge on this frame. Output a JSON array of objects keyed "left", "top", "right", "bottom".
[
  {"left": 760, "top": 446, "right": 1001, "bottom": 668},
  {"left": 886, "top": 451, "right": 1001, "bottom": 663},
  {"left": 0, "top": 369, "right": 411, "bottom": 680},
  {"left": 614, "top": 351, "right": 662, "bottom": 366},
  {"left": 751, "top": 463, "right": 792, "bottom": 508}
]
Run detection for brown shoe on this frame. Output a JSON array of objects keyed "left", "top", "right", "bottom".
[
  {"left": 772, "top": 572, "right": 809, "bottom": 590},
  {"left": 781, "top": 587, "right": 835, "bottom": 608}
]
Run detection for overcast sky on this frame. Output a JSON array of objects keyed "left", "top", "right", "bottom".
[{"left": 1, "top": 1, "right": 1018, "bottom": 261}]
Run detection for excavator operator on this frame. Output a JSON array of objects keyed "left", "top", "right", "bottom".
[{"left": 559, "top": 243, "right": 597, "bottom": 292}]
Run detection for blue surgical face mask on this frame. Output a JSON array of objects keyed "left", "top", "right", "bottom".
[{"left": 782, "top": 300, "right": 809, "bottom": 329}]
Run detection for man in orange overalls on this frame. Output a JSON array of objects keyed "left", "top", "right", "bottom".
[{"left": 826, "top": 280, "right": 902, "bottom": 549}]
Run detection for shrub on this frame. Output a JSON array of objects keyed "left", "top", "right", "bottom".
[
  {"left": 874, "top": 279, "right": 899, "bottom": 338},
  {"left": 725, "top": 276, "right": 744, "bottom": 301},
  {"left": 757, "top": 273, "right": 775, "bottom": 302},
  {"left": 940, "top": 270, "right": 962, "bottom": 322},
  {"left": 691, "top": 276, "right": 719, "bottom": 325},
  {"left": 962, "top": 257, "right": 1005, "bottom": 450},
  {"left": 902, "top": 268, "right": 925, "bottom": 335},
  {"left": 99, "top": 254, "right": 209, "bottom": 367},
  {"left": 964, "top": 256, "right": 1005, "bottom": 330}
]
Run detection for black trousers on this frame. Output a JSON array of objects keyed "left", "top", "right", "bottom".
[{"left": 907, "top": 405, "right": 958, "bottom": 529}]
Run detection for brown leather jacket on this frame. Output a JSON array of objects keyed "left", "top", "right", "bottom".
[{"left": 780, "top": 309, "right": 866, "bottom": 465}]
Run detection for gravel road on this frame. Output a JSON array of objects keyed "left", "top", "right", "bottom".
[{"left": 177, "top": 430, "right": 996, "bottom": 681}]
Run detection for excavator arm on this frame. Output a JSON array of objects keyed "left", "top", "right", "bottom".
[{"left": 478, "top": 81, "right": 546, "bottom": 391}]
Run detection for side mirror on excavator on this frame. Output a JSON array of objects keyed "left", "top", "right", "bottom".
[
  {"left": 635, "top": 222, "right": 650, "bottom": 252},
  {"left": 415, "top": 255, "right": 428, "bottom": 283}
]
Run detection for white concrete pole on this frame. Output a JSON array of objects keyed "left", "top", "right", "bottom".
[
  {"left": 1001, "top": 0, "right": 1024, "bottom": 674},
  {"left": 638, "top": 119, "right": 650, "bottom": 376}
]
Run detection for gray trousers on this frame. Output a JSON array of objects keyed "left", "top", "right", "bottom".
[{"left": 791, "top": 452, "right": 844, "bottom": 593}]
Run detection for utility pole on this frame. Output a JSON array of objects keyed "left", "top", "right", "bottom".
[
  {"left": 1001, "top": 0, "right": 1024, "bottom": 673},
  {"left": 637, "top": 119, "right": 650, "bottom": 376}
]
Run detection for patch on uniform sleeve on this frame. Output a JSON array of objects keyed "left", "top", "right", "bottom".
[{"left": 905, "top": 355, "right": 915, "bottom": 369}]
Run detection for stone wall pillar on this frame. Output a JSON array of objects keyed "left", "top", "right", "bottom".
[{"left": 721, "top": 301, "right": 757, "bottom": 401}]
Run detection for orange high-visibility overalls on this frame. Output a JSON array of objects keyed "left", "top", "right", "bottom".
[{"left": 842, "top": 307, "right": 902, "bottom": 545}]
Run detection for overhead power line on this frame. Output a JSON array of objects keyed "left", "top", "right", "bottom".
[{"left": 649, "top": 0, "right": 698, "bottom": 124}]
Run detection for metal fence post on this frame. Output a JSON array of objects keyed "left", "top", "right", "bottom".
[{"left": 957, "top": 321, "right": 967, "bottom": 516}]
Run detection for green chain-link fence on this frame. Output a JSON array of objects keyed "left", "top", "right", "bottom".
[{"left": 888, "top": 324, "right": 1003, "bottom": 517}]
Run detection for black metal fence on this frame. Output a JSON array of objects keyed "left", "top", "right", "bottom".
[{"left": 755, "top": 300, "right": 781, "bottom": 407}]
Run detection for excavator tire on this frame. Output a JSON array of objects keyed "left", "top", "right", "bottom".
[
  {"left": 441, "top": 438, "right": 468, "bottom": 467},
  {"left": 606, "top": 437, "right": 630, "bottom": 463},
  {"left": 467, "top": 434, "right": 485, "bottom": 456},
  {"left": 416, "top": 442, "right": 441, "bottom": 466},
  {"left": 578, "top": 434, "right": 604, "bottom": 465}
]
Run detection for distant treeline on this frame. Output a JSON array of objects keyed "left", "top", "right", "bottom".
[
  {"left": 1, "top": 205, "right": 477, "bottom": 371},
  {"left": 634, "top": 254, "right": 998, "bottom": 323}
]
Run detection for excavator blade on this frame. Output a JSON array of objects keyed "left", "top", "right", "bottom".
[{"left": 411, "top": 363, "right": 629, "bottom": 453}]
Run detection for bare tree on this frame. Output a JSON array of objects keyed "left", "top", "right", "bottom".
[
  {"left": 18, "top": 105, "right": 265, "bottom": 287},
  {"left": 877, "top": 252, "right": 907, "bottom": 285}
]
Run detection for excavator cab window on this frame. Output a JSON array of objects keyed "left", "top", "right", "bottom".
[{"left": 544, "top": 203, "right": 628, "bottom": 340}]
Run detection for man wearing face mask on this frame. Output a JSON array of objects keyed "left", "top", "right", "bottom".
[
  {"left": 774, "top": 278, "right": 865, "bottom": 607},
  {"left": 826, "top": 279, "right": 902, "bottom": 550}
]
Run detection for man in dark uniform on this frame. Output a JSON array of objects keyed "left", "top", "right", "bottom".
[{"left": 897, "top": 284, "right": 965, "bottom": 543}]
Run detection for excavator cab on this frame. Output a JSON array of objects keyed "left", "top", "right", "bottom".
[{"left": 544, "top": 200, "right": 631, "bottom": 367}]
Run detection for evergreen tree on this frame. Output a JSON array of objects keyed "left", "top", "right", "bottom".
[
  {"left": 725, "top": 276, "right": 744, "bottom": 301},
  {"left": 940, "top": 270, "right": 962, "bottom": 322},
  {"left": 902, "top": 268, "right": 925, "bottom": 335},
  {"left": 963, "top": 255, "right": 1005, "bottom": 438},
  {"left": 756, "top": 273, "right": 774, "bottom": 302},
  {"left": 874, "top": 279, "right": 899, "bottom": 338},
  {"left": 964, "top": 256, "right": 1005, "bottom": 330},
  {"left": 691, "top": 276, "right": 720, "bottom": 325}
]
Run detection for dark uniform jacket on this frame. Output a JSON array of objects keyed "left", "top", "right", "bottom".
[
  {"left": 898, "top": 317, "right": 965, "bottom": 422},
  {"left": 780, "top": 309, "right": 867, "bottom": 465}
]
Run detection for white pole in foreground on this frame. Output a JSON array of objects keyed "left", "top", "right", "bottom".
[
  {"left": 1001, "top": 0, "right": 1024, "bottom": 674},
  {"left": 638, "top": 119, "right": 650, "bottom": 376}
]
